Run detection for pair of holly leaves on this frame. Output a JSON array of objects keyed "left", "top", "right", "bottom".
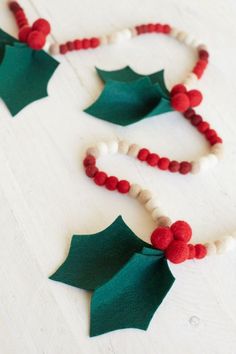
[
  {"left": 50, "top": 216, "right": 175, "bottom": 337},
  {"left": 0, "top": 28, "right": 58, "bottom": 116}
]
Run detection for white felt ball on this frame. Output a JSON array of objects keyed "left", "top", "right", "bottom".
[
  {"left": 129, "top": 184, "right": 142, "bottom": 198},
  {"left": 96, "top": 142, "right": 108, "bottom": 156},
  {"left": 118, "top": 140, "right": 130, "bottom": 155},
  {"left": 138, "top": 190, "right": 152, "bottom": 204},
  {"left": 128, "top": 144, "right": 140, "bottom": 158},
  {"left": 49, "top": 43, "right": 59, "bottom": 55},
  {"left": 145, "top": 198, "right": 159, "bottom": 212},
  {"left": 205, "top": 242, "right": 217, "bottom": 256},
  {"left": 107, "top": 140, "right": 119, "bottom": 154}
]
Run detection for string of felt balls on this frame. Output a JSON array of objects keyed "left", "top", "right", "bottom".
[{"left": 83, "top": 140, "right": 236, "bottom": 263}]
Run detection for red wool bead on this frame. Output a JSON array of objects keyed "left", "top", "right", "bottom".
[
  {"left": 169, "top": 160, "right": 180, "bottom": 173},
  {"left": 27, "top": 30, "right": 46, "bottom": 50},
  {"left": 165, "top": 240, "right": 189, "bottom": 264},
  {"left": 155, "top": 23, "right": 163, "bottom": 33},
  {"left": 74, "top": 39, "right": 82, "bottom": 50},
  {"left": 146, "top": 153, "right": 159, "bottom": 166},
  {"left": 60, "top": 44, "right": 68, "bottom": 54},
  {"left": 198, "top": 59, "right": 208, "bottom": 69},
  {"left": 18, "top": 25, "right": 31, "bottom": 42},
  {"left": 138, "top": 148, "right": 150, "bottom": 161},
  {"left": 138, "top": 24, "right": 147, "bottom": 34},
  {"left": 117, "top": 180, "right": 130, "bottom": 193},
  {"left": 158, "top": 157, "right": 170, "bottom": 170},
  {"left": 171, "top": 93, "right": 190, "bottom": 112},
  {"left": 85, "top": 165, "right": 98, "bottom": 178},
  {"left": 151, "top": 227, "right": 173, "bottom": 250},
  {"left": 205, "top": 129, "right": 217, "bottom": 140},
  {"left": 67, "top": 41, "right": 75, "bottom": 51},
  {"left": 90, "top": 37, "right": 100, "bottom": 48},
  {"left": 82, "top": 38, "right": 90, "bottom": 49},
  {"left": 199, "top": 49, "right": 209, "bottom": 61},
  {"left": 194, "top": 244, "right": 207, "bottom": 259},
  {"left": 105, "top": 176, "right": 118, "bottom": 191},
  {"left": 170, "top": 84, "right": 187, "bottom": 96},
  {"left": 188, "top": 244, "right": 196, "bottom": 259},
  {"left": 9, "top": 1, "right": 22, "bottom": 12},
  {"left": 32, "top": 18, "right": 51, "bottom": 35},
  {"left": 171, "top": 220, "right": 192, "bottom": 242},
  {"left": 193, "top": 66, "right": 204, "bottom": 79},
  {"left": 94, "top": 171, "right": 107, "bottom": 186},
  {"left": 184, "top": 108, "right": 195, "bottom": 119},
  {"left": 163, "top": 24, "right": 171, "bottom": 34},
  {"left": 197, "top": 121, "right": 210, "bottom": 133},
  {"left": 83, "top": 155, "right": 96, "bottom": 167},
  {"left": 191, "top": 114, "right": 203, "bottom": 126},
  {"left": 187, "top": 90, "right": 203, "bottom": 107},
  {"left": 179, "top": 161, "right": 192, "bottom": 174},
  {"left": 147, "top": 23, "right": 156, "bottom": 32}
]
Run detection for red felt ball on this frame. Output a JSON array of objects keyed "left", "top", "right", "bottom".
[
  {"left": 199, "top": 49, "right": 209, "bottom": 61},
  {"left": 163, "top": 24, "right": 171, "bottom": 34},
  {"left": 147, "top": 23, "right": 156, "bottom": 32},
  {"left": 18, "top": 25, "right": 31, "bottom": 42},
  {"left": 90, "top": 37, "right": 100, "bottom": 48},
  {"left": 60, "top": 44, "right": 68, "bottom": 54},
  {"left": 66, "top": 41, "right": 75, "bottom": 51},
  {"left": 179, "top": 161, "right": 192, "bottom": 175},
  {"left": 146, "top": 153, "right": 159, "bottom": 166},
  {"left": 83, "top": 155, "right": 96, "bottom": 167},
  {"left": 155, "top": 23, "right": 163, "bottom": 33},
  {"left": 165, "top": 240, "right": 189, "bottom": 264},
  {"left": 187, "top": 90, "right": 203, "bottom": 107},
  {"left": 158, "top": 157, "right": 170, "bottom": 170},
  {"left": 188, "top": 244, "right": 196, "bottom": 259},
  {"left": 170, "top": 84, "right": 187, "bottom": 96},
  {"left": 194, "top": 244, "right": 207, "bottom": 259},
  {"left": 205, "top": 129, "right": 217, "bottom": 140},
  {"left": 27, "top": 30, "right": 46, "bottom": 50},
  {"left": 94, "top": 171, "right": 107, "bottom": 186},
  {"left": 197, "top": 121, "right": 210, "bottom": 133},
  {"left": 209, "top": 136, "right": 222, "bottom": 145},
  {"left": 171, "top": 93, "right": 190, "bottom": 112},
  {"left": 184, "top": 108, "right": 195, "bottom": 119},
  {"left": 171, "top": 220, "right": 192, "bottom": 242},
  {"left": 32, "top": 18, "right": 51, "bottom": 35},
  {"left": 137, "top": 148, "right": 150, "bottom": 161},
  {"left": 85, "top": 165, "right": 98, "bottom": 178},
  {"left": 74, "top": 39, "right": 82, "bottom": 50},
  {"left": 8, "top": 1, "right": 21, "bottom": 12},
  {"left": 191, "top": 114, "right": 203, "bottom": 126},
  {"left": 82, "top": 38, "right": 90, "bottom": 49},
  {"left": 151, "top": 227, "right": 173, "bottom": 250},
  {"left": 105, "top": 176, "right": 118, "bottom": 191},
  {"left": 169, "top": 160, "right": 180, "bottom": 173},
  {"left": 117, "top": 180, "right": 130, "bottom": 193}
]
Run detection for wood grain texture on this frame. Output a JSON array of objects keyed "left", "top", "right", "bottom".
[{"left": 0, "top": 0, "right": 236, "bottom": 353}]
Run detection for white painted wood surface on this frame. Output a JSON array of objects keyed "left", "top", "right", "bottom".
[{"left": 1, "top": 0, "right": 236, "bottom": 353}]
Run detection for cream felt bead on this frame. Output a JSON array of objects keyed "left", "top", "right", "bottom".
[
  {"left": 128, "top": 144, "right": 140, "bottom": 158},
  {"left": 191, "top": 160, "right": 201, "bottom": 174},
  {"left": 96, "top": 142, "right": 108, "bottom": 156},
  {"left": 198, "top": 44, "right": 208, "bottom": 51},
  {"left": 118, "top": 140, "right": 130, "bottom": 155},
  {"left": 205, "top": 242, "right": 217, "bottom": 256},
  {"left": 107, "top": 140, "right": 119, "bottom": 154},
  {"left": 215, "top": 237, "right": 235, "bottom": 254},
  {"left": 108, "top": 32, "right": 122, "bottom": 44},
  {"left": 138, "top": 190, "right": 152, "bottom": 204},
  {"left": 130, "top": 27, "right": 138, "bottom": 37},
  {"left": 207, "top": 154, "right": 218, "bottom": 167},
  {"left": 151, "top": 207, "right": 163, "bottom": 221},
  {"left": 145, "top": 198, "right": 159, "bottom": 212},
  {"left": 211, "top": 143, "right": 224, "bottom": 159},
  {"left": 121, "top": 28, "right": 132, "bottom": 40},
  {"left": 176, "top": 31, "right": 188, "bottom": 42},
  {"left": 129, "top": 184, "right": 141, "bottom": 198},
  {"left": 232, "top": 230, "right": 236, "bottom": 239},
  {"left": 183, "top": 73, "right": 198, "bottom": 87},
  {"left": 86, "top": 146, "right": 99, "bottom": 158},
  {"left": 49, "top": 43, "right": 59, "bottom": 55},
  {"left": 100, "top": 35, "right": 109, "bottom": 45},
  {"left": 170, "top": 27, "right": 179, "bottom": 38},
  {"left": 157, "top": 216, "right": 172, "bottom": 227}
]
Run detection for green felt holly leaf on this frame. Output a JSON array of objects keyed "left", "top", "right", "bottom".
[
  {"left": 90, "top": 247, "right": 175, "bottom": 337},
  {"left": 84, "top": 76, "right": 173, "bottom": 126},
  {"left": 50, "top": 216, "right": 175, "bottom": 336},
  {"left": 0, "top": 28, "right": 59, "bottom": 116}
]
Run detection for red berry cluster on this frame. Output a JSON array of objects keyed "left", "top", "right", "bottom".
[
  {"left": 170, "top": 84, "right": 203, "bottom": 112},
  {"left": 137, "top": 148, "right": 192, "bottom": 175},
  {"left": 151, "top": 220, "right": 207, "bottom": 263},
  {"left": 193, "top": 49, "right": 209, "bottom": 79},
  {"left": 59, "top": 37, "right": 100, "bottom": 54},
  {"left": 136, "top": 23, "right": 171, "bottom": 35},
  {"left": 83, "top": 155, "right": 130, "bottom": 194},
  {"left": 9, "top": 1, "right": 28, "bottom": 28},
  {"left": 184, "top": 108, "right": 223, "bottom": 146}
]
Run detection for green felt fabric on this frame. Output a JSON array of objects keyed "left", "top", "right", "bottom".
[
  {"left": 90, "top": 248, "right": 175, "bottom": 337},
  {"left": 96, "top": 66, "right": 170, "bottom": 98},
  {"left": 84, "top": 76, "right": 173, "bottom": 126},
  {"left": 50, "top": 216, "right": 152, "bottom": 290}
]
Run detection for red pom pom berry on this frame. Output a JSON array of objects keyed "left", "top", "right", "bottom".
[
  {"left": 85, "top": 165, "right": 98, "bottom": 178},
  {"left": 151, "top": 227, "right": 173, "bottom": 250},
  {"left": 194, "top": 244, "right": 207, "bottom": 259},
  {"left": 146, "top": 153, "right": 159, "bottom": 166},
  {"left": 158, "top": 157, "right": 170, "bottom": 170},
  {"left": 18, "top": 25, "right": 31, "bottom": 42},
  {"left": 170, "top": 84, "right": 187, "bottom": 96},
  {"left": 32, "top": 18, "right": 51, "bottom": 35},
  {"left": 27, "top": 30, "right": 46, "bottom": 50},
  {"left": 117, "top": 180, "right": 130, "bottom": 193},
  {"left": 105, "top": 176, "right": 118, "bottom": 191},
  {"left": 138, "top": 148, "right": 150, "bottom": 161},
  {"left": 187, "top": 90, "right": 203, "bottom": 107},
  {"left": 165, "top": 240, "right": 189, "bottom": 264},
  {"left": 188, "top": 244, "right": 196, "bottom": 259},
  {"left": 171, "top": 93, "right": 190, "bottom": 112},
  {"left": 94, "top": 171, "right": 107, "bottom": 186},
  {"left": 83, "top": 155, "right": 96, "bottom": 167},
  {"left": 171, "top": 220, "right": 192, "bottom": 242}
]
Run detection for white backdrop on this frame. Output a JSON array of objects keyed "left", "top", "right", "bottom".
[{"left": 0, "top": 0, "right": 236, "bottom": 353}]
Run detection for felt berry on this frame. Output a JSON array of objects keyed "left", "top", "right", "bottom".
[
  {"left": 197, "top": 121, "right": 210, "bottom": 133},
  {"left": 158, "top": 157, "right": 170, "bottom": 170},
  {"left": 165, "top": 240, "right": 189, "bottom": 264},
  {"left": 117, "top": 180, "right": 130, "bottom": 193},
  {"left": 82, "top": 38, "right": 90, "bottom": 49},
  {"left": 170, "top": 84, "right": 187, "bottom": 96},
  {"left": 191, "top": 114, "right": 203, "bottom": 126},
  {"left": 146, "top": 153, "right": 159, "bottom": 166},
  {"left": 32, "top": 18, "right": 51, "bottom": 35},
  {"left": 171, "top": 93, "right": 190, "bottom": 112},
  {"left": 155, "top": 23, "right": 163, "bottom": 32},
  {"left": 138, "top": 148, "right": 150, "bottom": 161},
  {"left": 163, "top": 24, "right": 171, "bottom": 34},
  {"left": 179, "top": 161, "right": 192, "bottom": 174},
  {"left": 199, "top": 49, "right": 209, "bottom": 61},
  {"left": 151, "top": 227, "right": 173, "bottom": 250},
  {"left": 188, "top": 244, "right": 196, "bottom": 259},
  {"left": 74, "top": 39, "right": 82, "bottom": 50},
  {"left": 194, "top": 244, "right": 207, "bottom": 259},
  {"left": 85, "top": 165, "right": 98, "bottom": 178},
  {"left": 171, "top": 220, "right": 192, "bottom": 242},
  {"left": 94, "top": 171, "right": 107, "bottom": 186},
  {"left": 18, "top": 25, "right": 31, "bottom": 42},
  {"left": 83, "top": 155, "right": 96, "bottom": 167},
  {"left": 184, "top": 108, "right": 195, "bottom": 119},
  {"left": 169, "top": 160, "right": 180, "bottom": 173},
  {"left": 27, "top": 30, "right": 46, "bottom": 50},
  {"left": 90, "top": 37, "right": 100, "bottom": 48},
  {"left": 105, "top": 176, "right": 118, "bottom": 191},
  {"left": 187, "top": 90, "right": 203, "bottom": 107}
]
